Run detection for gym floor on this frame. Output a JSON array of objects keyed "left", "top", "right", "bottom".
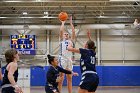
[{"left": 12, "top": 86, "right": 140, "bottom": 93}]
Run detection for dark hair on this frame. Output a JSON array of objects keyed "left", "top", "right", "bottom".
[
  {"left": 5, "top": 48, "right": 18, "bottom": 64},
  {"left": 47, "top": 54, "right": 55, "bottom": 64},
  {"left": 86, "top": 40, "right": 96, "bottom": 51}
]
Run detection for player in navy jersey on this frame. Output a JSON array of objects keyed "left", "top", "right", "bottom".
[
  {"left": 1, "top": 49, "right": 22, "bottom": 93},
  {"left": 58, "top": 16, "right": 75, "bottom": 93},
  {"left": 67, "top": 30, "right": 99, "bottom": 93},
  {"left": 45, "top": 54, "right": 78, "bottom": 93}
]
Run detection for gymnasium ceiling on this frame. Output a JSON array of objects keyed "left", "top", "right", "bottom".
[{"left": 0, "top": 0, "right": 140, "bottom": 25}]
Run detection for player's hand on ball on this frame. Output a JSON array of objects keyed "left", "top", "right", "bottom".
[{"left": 60, "top": 20, "right": 65, "bottom": 24}]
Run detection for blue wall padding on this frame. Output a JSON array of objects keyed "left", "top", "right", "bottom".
[
  {"left": 0, "top": 66, "right": 6, "bottom": 85},
  {"left": 30, "top": 66, "right": 47, "bottom": 86},
  {"left": 30, "top": 66, "right": 140, "bottom": 86},
  {"left": 98, "top": 66, "right": 140, "bottom": 86},
  {"left": 1, "top": 66, "right": 139, "bottom": 86}
]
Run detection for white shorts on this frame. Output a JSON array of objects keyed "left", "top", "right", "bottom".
[{"left": 59, "top": 59, "right": 73, "bottom": 71}]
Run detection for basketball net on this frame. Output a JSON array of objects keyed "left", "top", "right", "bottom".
[{"left": 67, "top": 29, "right": 79, "bottom": 35}]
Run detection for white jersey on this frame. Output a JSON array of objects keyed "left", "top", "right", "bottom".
[{"left": 59, "top": 39, "right": 73, "bottom": 61}]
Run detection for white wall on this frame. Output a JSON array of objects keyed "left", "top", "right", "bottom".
[
  {"left": 101, "top": 36, "right": 124, "bottom": 60},
  {"left": 100, "top": 29, "right": 140, "bottom": 65},
  {"left": 124, "top": 36, "right": 140, "bottom": 60},
  {"left": 17, "top": 67, "right": 30, "bottom": 87}
]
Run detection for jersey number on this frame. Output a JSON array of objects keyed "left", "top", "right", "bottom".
[{"left": 90, "top": 56, "right": 95, "bottom": 64}]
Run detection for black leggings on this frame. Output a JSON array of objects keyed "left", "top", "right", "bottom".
[{"left": 2, "top": 87, "right": 15, "bottom": 93}]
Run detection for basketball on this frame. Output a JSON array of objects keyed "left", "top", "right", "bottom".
[{"left": 58, "top": 12, "right": 68, "bottom": 21}]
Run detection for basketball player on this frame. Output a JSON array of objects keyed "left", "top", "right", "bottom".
[
  {"left": 45, "top": 54, "right": 78, "bottom": 93},
  {"left": 0, "top": 63, "right": 2, "bottom": 80},
  {"left": 58, "top": 16, "right": 75, "bottom": 93},
  {"left": 1, "top": 49, "right": 22, "bottom": 93},
  {"left": 67, "top": 30, "right": 99, "bottom": 93}
]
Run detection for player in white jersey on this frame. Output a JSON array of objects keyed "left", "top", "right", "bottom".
[{"left": 58, "top": 16, "right": 75, "bottom": 93}]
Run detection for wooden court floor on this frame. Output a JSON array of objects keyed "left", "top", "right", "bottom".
[{"left": 12, "top": 86, "right": 140, "bottom": 93}]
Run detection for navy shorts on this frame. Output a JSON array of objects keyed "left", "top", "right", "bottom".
[
  {"left": 2, "top": 87, "right": 15, "bottom": 93},
  {"left": 79, "top": 73, "right": 99, "bottom": 92},
  {"left": 45, "top": 86, "right": 59, "bottom": 93}
]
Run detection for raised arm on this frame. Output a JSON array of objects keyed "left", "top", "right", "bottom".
[
  {"left": 70, "top": 16, "right": 75, "bottom": 41},
  {"left": 0, "top": 69, "right": 2, "bottom": 80},
  {"left": 87, "top": 29, "right": 92, "bottom": 40},
  {"left": 59, "top": 21, "right": 65, "bottom": 40}
]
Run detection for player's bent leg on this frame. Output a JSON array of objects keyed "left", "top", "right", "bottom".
[
  {"left": 66, "top": 74, "right": 72, "bottom": 93},
  {"left": 78, "top": 87, "right": 87, "bottom": 93},
  {"left": 58, "top": 72, "right": 64, "bottom": 93}
]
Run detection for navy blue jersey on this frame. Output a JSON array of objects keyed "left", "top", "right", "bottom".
[
  {"left": 79, "top": 48, "right": 96, "bottom": 74},
  {"left": 46, "top": 66, "right": 71, "bottom": 88},
  {"left": 1, "top": 64, "right": 18, "bottom": 86}
]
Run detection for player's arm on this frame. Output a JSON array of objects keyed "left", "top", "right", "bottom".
[
  {"left": 67, "top": 45, "right": 80, "bottom": 53},
  {"left": 0, "top": 69, "right": 2, "bottom": 80},
  {"left": 58, "top": 66, "right": 78, "bottom": 76},
  {"left": 7, "top": 63, "right": 22, "bottom": 93},
  {"left": 58, "top": 66, "right": 72, "bottom": 74},
  {"left": 7, "top": 63, "right": 17, "bottom": 86},
  {"left": 87, "top": 29, "right": 92, "bottom": 40},
  {"left": 0, "top": 64, "right": 2, "bottom": 80},
  {"left": 70, "top": 16, "right": 75, "bottom": 41},
  {"left": 67, "top": 40, "right": 73, "bottom": 48},
  {"left": 59, "top": 21, "right": 65, "bottom": 40},
  {"left": 68, "top": 42, "right": 89, "bottom": 54},
  {"left": 67, "top": 47, "right": 80, "bottom": 53}
]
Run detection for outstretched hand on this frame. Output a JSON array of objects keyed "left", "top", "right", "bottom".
[{"left": 72, "top": 72, "right": 79, "bottom": 76}]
